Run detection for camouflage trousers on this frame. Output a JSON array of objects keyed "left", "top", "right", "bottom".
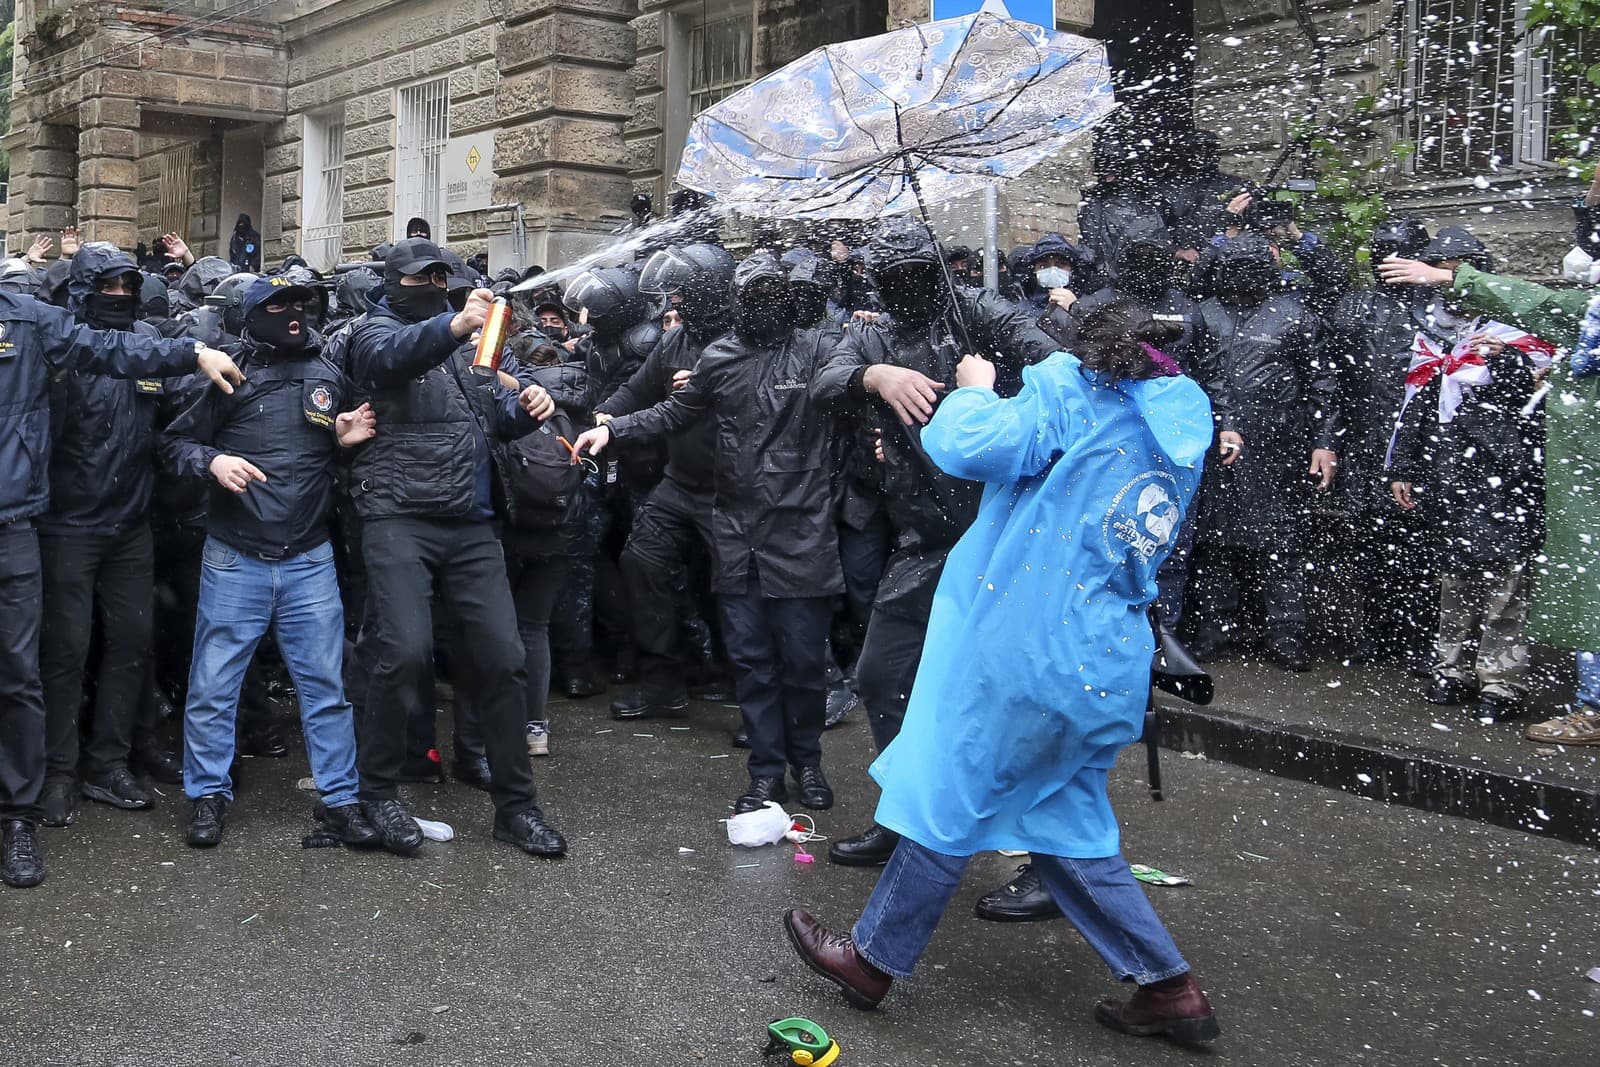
[{"left": 1434, "top": 561, "right": 1531, "bottom": 697}]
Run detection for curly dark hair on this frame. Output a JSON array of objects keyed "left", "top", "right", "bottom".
[{"left": 1074, "top": 297, "right": 1181, "bottom": 382}]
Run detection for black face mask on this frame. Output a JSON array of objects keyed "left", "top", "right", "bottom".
[
  {"left": 792, "top": 286, "right": 829, "bottom": 328},
  {"left": 85, "top": 293, "right": 137, "bottom": 330},
  {"left": 248, "top": 307, "right": 308, "bottom": 351},
  {"left": 1121, "top": 248, "right": 1172, "bottom": 298},
  {"left": 874, "top": 264, "right": 945, "bottom": 325},
  {"left": 1216, "top": 258, "right": 1275, "bottom": 305},
  {"left": 733, "top": 285, "right": 796, "bottom": 345},
  {"left": 384, "top": 277, "right": 449, "bottom": 323}
]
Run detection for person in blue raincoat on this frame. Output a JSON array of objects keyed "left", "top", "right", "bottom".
[{"left": 784, "top": 299, "right": 1223, "bottom": 1045}]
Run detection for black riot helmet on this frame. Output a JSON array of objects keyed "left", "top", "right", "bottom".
[
  {"left": 1211, "top": 234, "right": 1278, "bottom": 306},
  {"left": 781, "top": 247, "right": 834, "bottom": 328},
  {"left": 1370, "top": 217, "right": 1431, "bottom": 263},
  {"left": 205, "top": 272, "right": 261, "bottom": 337},
  {"left": 866, "top": 216, "right": 950, "bottom": 327},
  {"left": 638, "top": 243, "right": 735, "bottom": 331},
  {"left": 730, "top": 251, "right": 797, "bottom": 345},
  {"left": 139, "top": 272, "right": 171, "bottom": 320},
  {"left": 561, "top": 265, "right": 646, "bottom": 333}
]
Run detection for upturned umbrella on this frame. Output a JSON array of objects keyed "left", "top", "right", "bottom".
[{"left": 674, "top": 10, "right": 1117, "bottom": 223}]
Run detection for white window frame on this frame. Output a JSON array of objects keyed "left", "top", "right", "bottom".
[
  {"left": 395, "top": 77, "right": 450, "bottom": 242},
  {"left": 301, "top": 110, "right": 345, "bottom": 273},
  {"left": 665, "top": 1, "right": 756, "bottom": 183},
  {"left": 1401, "top": 0, "right": 1589, "bottom": 176}
]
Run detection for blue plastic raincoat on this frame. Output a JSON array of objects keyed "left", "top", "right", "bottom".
[{"left": 870, "top": 351, "right": 1211, "bottom": 858}]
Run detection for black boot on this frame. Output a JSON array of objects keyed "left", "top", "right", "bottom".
[
  {"left": 493, "top": 807, "right": 568, "bottom": 857},
  {"left": 186, "top": 795, "right": 228, "bottom": 849},
  {"left": 238, "top": 717, "right": 289, "bottom": 759},
  {"left": 610, "top": 686, "right": 689, "bottom": 721},
  {"left": 735, "top": 775, "right": 788, "bottom": 814},
  {"left": 364, "top": 798, "right": 424, "bottom": 855},
  {"left": 318, "top": 802, "right": 382, "bottom": 848},
  {"left": 396, "top": 748, "right": 445, "bottom": 784},
  {"left": 450, "top": 753, "right": 492, "bottom": 791},
  {"left": 1267, "top": 632, "right": 1310, "bottom": 673},
  {"left": 827, "top": 824, "right": 900, "bottom": 867},
  {"left": 794, "top": 766, "right": 834, "bottom": 810},
  {"left": 1, "top": 820, "right": 46, "bottom": 888},
  {"left": 974, "top": 864, "right": 1063, "bottom": 923},
  {"left": 557, "top": 667, "right": 604, "bottom": 699},
  {"left": 39, "top": 778, "right": 78, "bottom": 828},
  {"left": 82, "top": 767, "right": 153, "bottom": 810}
]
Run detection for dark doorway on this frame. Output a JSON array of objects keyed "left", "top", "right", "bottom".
[{"left": 1091, "top": 0, "right": 1196, "bottom": 147}]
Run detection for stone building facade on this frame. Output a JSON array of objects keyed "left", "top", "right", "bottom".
[{"left": 2, "top": 0, "right": 1588, "bottom": 276}]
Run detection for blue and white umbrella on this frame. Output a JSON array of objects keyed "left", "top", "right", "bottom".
[{"left": 675, "top": 10, "right": 1117, "bottom": 221}]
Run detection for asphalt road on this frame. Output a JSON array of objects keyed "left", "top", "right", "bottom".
[{"left": 2, "top": 696, "right": 1596, "bottom": 1066}]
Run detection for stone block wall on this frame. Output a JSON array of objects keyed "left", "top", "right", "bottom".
[{"left": 267, "top": 0, "right": 502, "bottom": 264}]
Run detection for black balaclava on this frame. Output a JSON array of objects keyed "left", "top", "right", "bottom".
[
  {"left": 731, "top": 254, "right": 796, "bottom": 346},
  {"left": 247, "top": 303, "right": 308, "bottom": 352},
  {"left": 383, "top": 245, "right": 449, "bottom": 323},
  {"left": 791, "top": 283, "right": 829, "bottom": 329},
  {"left": 406, "top": 216, "right": 432, "bottom": 240},
  {"left": 85, "top": 291, "right": 137, "bottom": 330},
  {"left": 85, "top": 267, "right": 141, "bottom": 330},
  {"left": 1213, "top": 236, "right": 1276, "bottom": 308},
  {"left": 1121, "top": 241, "right": 1174, "bottom": 301},
  {"left": 874, "top": 262, "right": 945, "bottom": 325}
]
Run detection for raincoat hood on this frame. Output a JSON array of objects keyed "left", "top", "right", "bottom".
[
  {"left": 1211, "top": 235, "right": 1277, "bottom": 303},
  {"left": 1418, "top": 226, "right": 1495, "bottom": 271},
  {"left": 0, "top": 258, "right": 41, "bottom": 298},
  {"left": 336, "top": 266, "right": 380, "bottom": 319},
  {"left": 173, "top": 256, "right": 235, "bottom": 313},
  {"left": 66, "top": 243, "right": 142, "bottom": 321},
  {"left": 139, "top": 272, "right": 171, "bottom": 319},
  {"left": 865, "top": 215, "right": 942, "bottom": 275},
  {"left": 730, "top": 250, "right": 795, "bottom": 344}
]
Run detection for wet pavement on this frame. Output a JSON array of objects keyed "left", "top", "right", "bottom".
[
  {"left": 1179, "top": 656, "right": 1600, "bottom": 785},
  {"left": 2, "top": 695, "right": 1598, "bottom": 1066}
]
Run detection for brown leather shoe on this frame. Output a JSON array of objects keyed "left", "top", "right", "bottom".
[
  {"left": 782, "top": 909, "right": 892, "bottom": 1010},
  {"left": 1093, "top": 973, "right": 1221, "bottom": 1043}
]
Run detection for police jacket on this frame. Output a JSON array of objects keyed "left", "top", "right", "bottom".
[
  {"left": 1076, "top": 183, "right": 1176, "bottom": 292},
  {"left": 0, "top": 292, "right": 202, "bottom": 526},
  {"left": 160, "top": 336, "right": 345, "bottom": 560},
  {"left": 585, "top": 318, "right": 663, "bottom": 406},
  {"left": 41, "top": 322, "right": 169, "bottom": 537},
  {"left": 1195, "top": 290, "right": 1336, "bottom": 548},
  {"left": 597, "top": 324, "right": 721, "bottom": 493},
  {"left": 343, "top": 298, "right": 536, "bottom": 521},
  {"left": 1328, "top": 282, "right": 1439, "bottom": 513},
  {"left": 608, "top": 328, "right": 845, "bottom": 599}
]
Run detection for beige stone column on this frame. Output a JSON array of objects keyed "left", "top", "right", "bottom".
[
  {"left": 493, "top": 0, "right": 639, "bottom": 266},
  {"left": 75, "top": 80, "right": 143, "bottom": 250}
]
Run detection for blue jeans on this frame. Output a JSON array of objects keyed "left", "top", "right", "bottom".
[
  {"left": 1578, "top": 651, "right": 1600, "bottom": 710},
  {"left": 183, "top": 538, "right": 359, "bottom": 809},
  {"left": 853, "top": 839, "right": 1189, "bottom": 984}
]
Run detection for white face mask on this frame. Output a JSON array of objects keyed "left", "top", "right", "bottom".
[{"left": 1035, "top": 266, "right": 1072, "bottom": 290}]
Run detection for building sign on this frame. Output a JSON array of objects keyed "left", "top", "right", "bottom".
[{"left": 444, "top": 136, "right": 495, "bottom": 215}]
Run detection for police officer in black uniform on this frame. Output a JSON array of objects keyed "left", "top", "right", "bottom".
[
  {"left": 598, "top": 244, "right": 736, "bottom": 721},
  {"left": 0, "top": 269, "right": 241, "bottom": 888},
  {"left": 344, "top": 237, "right": 566, "bottom": 859},
  {"left": 576, "top": 251, "right": 844, "bottom": 814}
]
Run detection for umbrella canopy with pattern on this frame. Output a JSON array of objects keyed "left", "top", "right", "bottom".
[{"left": 675, "top": 11, "right": 1117, "bottom": 221}]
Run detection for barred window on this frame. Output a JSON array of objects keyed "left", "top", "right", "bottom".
[
  {"left": 688, "top": 13, "right": 753, "bottom": 116},
  {"left": 396, "top": 78, "right": 450, "bottom": 241},
  {"left": 302, "top": 113, "right": 344, "bottom": 272}
]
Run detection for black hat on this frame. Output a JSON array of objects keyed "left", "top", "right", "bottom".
[{"left": 386, "top": 237, "right": 449, "bottom": 277}]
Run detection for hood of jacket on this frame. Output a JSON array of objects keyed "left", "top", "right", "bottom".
[
  {"left": 173, "top": 256, "right": 235, "bottom": 312},
  {"left": 66, "top": 243, "right": 142, "bottom": 321}
]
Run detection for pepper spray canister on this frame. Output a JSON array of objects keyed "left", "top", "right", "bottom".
[{"left": 471, "top": 297, "right": 512, "bottom": 377}]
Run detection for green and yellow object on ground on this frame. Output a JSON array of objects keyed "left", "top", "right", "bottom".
[{"left": 764, "top": 1017, "right": 840, "bottom": 1066}]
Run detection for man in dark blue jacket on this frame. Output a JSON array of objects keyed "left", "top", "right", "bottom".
[
  {"left": 162, "top": 277, "right": 380, "bottom": 849},
  {"left": 344, "top": 238, "right": 567, "bottom": 859},
  {"left": 0, "top": 275, "right": 241, "bottom": 889},
  {"left": 36, "top": 246, "right": 172, "bottom": 825}
]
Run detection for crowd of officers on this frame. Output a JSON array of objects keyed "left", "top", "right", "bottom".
[{"left": 0, "top": 127, "right": 1578, "bottom": 902}]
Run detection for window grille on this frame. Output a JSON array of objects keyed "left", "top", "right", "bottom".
[
  {"left": 688, "top": 14, "right": 753, "bottom": 116},
  {"left": 303, "top": 115, "right": 344, "bottom": 272},
  {"left": 396, "top": 78, "right": 450, "bottom": 240}
]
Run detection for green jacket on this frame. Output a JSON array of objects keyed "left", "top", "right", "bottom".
[{"left": 1451, "top": 265, "right": 1600, "bottom": 649}]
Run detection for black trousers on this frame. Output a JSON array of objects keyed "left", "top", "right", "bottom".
[
  {"left": 358, "top": 517, "right": 538, "bottom": 816},
  {"left": 40, "top": 526, "right": 153, "bottom": 780},
  {"left": 1188, "top": 545, "right": 1308, "bottom": 639},
  {"left": 0, "top": 521, "right": 46, "bottom": 822},
  {"left": 856, "top": 606, "right": 932, "bottom": 754},
  {"left": 718, "top": 567, "right": 832, "bottom": 781},
  {"left": 622, "top": 478, "right": 716, "bottom": 695}
]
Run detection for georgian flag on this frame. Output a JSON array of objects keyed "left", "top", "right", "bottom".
[{"left": 1385, "top": 320, "right": 1555, "bottom": 468}]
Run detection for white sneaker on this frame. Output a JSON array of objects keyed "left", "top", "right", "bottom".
[{"left": 526, "top": 721, "right": 550, "bottom": 757}]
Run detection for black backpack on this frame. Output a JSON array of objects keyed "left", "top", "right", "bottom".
[{"left": 504, "top": 406, "right": 585, "bottom": 529}]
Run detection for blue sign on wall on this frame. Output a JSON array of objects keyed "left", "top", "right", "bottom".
[{"left": 930, "top": 0, "right": 1057, "bottom": 31}]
